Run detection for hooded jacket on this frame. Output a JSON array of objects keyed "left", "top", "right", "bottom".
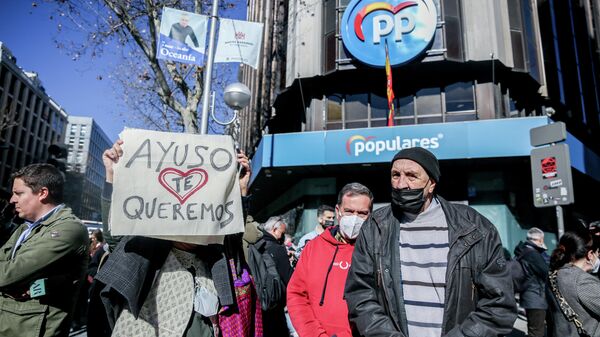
[
  {"left": 287, "top": 227, "right": 355, "bottom": 337},
  {"left": 513, "top": 240, "right": 548, "bottom": 309},
  {"left": 344, "top": 196, "right": 517, "bottom": 337}
]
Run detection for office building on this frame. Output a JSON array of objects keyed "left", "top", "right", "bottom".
[
  {"left": 240, "top": 0, "right": 600, "bottom": 247},
  {"left": 65, "top": 116, "right": 112, "bottom": 220},
  {"left": 0, "top": 41, "right": 68, "bottom": 197}
]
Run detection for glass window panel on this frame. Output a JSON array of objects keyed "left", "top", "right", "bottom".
[
  {"left": 327, "top": 95, "right": 342, "bottom": 121},
  {"left": 9, "top": 75, "right": 17, "bottom": 95},
  {"left": 371, "top": 94, "right": 388, "bottom": 119},
  {"left": 397, "top": 95, "right": 414, "bottom": 117},
  {"left": 324, "top": 33, "right": 336, "bottom": 72},
  {"left": 443, "top": 0, "right": 459, "bottom": 17},
  {"left": 345, "top": 94, "right": 368, "bottom": 120},
  {"left": 445, "top": 16, "right": 462, "bottom": 60},
  {"left": 511, "top": 31, "right": 525, "bottom": 70},
  {"left": 507, "top": 0, "right": 522, "bottom": 30},
  {"left": 445, "top": 82, "right": 475, "bottom": 112},
  {"left": 446, "top": 113, "right": 477, "bottom": 122},
  {"left": 371, "top": 119, "right": 387, "bottom": 128},
  {"left": 416, "top": 88, "right": 441, "bottom": 115},
  {"left": 395, "top": 117, "right": 415, "bottom": 125},
  {"left": 346, "top": 121, "right": 368, "bottom": 129},
  {"left": 326, "top": 122, "right": 343, "bottom": 130},
  {"left": 431, "top": 27, "right": 444, "bottom": 50},
  {"left": 324, "top": 0, "right": 336, "bottom": 34},
  {"left": 338, "top": 40, "right": 349, "bottom": 60},
  {"left": 418, "top": 116, "right": 443, "bottom": 124}
]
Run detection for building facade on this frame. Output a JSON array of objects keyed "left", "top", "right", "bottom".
[
  {"left": 0, "top": 41, "right": 68, "bottom": 197},
  {"left": 65, "top": 116, "right": 112, "bottom": 221},
  {"left": 241, "top": 0, "right": 600, "bottom": 248}
]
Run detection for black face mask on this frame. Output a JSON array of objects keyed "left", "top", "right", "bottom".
[{"left": 391, "top": 188, "right": 425, "bottom": 214}]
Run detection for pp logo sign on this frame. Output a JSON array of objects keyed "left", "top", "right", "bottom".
[{"left": 341, "top": 0, "right": 437, "bottom": 67}]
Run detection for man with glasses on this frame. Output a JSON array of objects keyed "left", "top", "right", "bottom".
[
  {"left": 345, "top": 147, "right": 516, "bottom": 337},
  {"left": 288, "top": 183, "right": 372, "bottom": 337}
]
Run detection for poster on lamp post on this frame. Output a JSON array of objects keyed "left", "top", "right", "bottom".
[
  {"left": 109, "top": 128, "right": 244, "bottom": 244},
  {"left": 214, "top": 18, "right": 264, "bottom": 69},
  {"left": 157, "top": 7, "right": 208, "bottom": 66}
]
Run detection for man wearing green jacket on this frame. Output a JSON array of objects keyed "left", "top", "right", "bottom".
[{"left": 0, "top": 164, "right": 89, "bottom": 337}]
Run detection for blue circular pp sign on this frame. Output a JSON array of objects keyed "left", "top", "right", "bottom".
[{"left": 341, "top": 0, "right": 437, "bottom": 67}]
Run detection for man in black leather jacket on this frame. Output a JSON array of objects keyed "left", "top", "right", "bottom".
[{"left": 344, "top": 147, "right": 517, "bottom": 337}]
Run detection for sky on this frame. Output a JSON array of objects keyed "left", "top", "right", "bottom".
[{"left": 0, "top": 1, "right": 245, "bottom": 142}]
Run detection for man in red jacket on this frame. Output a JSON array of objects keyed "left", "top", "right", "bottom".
[{"left": 287, "top": 182, "right": 373, "bottom": 337}]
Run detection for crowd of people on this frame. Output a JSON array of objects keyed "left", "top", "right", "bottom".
[{"left": 1, "top": 143, "right": 600, "bottom": 337}]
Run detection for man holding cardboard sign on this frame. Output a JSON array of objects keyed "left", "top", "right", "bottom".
[{"left": 93, "top": 129, "right": 260, "bottom": 337}]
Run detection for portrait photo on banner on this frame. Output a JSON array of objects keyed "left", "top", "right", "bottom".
[
  {"left": 156, "top": 7, "right": 208, "bottom": 66},
  {"left": 109, "top": 128, "right": 244, "bottom": 244}
]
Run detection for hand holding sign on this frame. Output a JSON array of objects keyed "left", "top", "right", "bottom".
[{"left": 108, "top": 129, "right": 245, "bottom": 243}]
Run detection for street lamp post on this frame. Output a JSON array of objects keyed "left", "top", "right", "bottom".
[
  {"left": 199, "top": 0, "right": 220, "bottom": 135},
  {"left": 222, "top": 82, "right": 251, "bottom": 149}
]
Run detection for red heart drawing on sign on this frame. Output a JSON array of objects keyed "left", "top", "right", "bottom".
[{"left": 158, "top": 168, "right": 209, "bottom": 204}]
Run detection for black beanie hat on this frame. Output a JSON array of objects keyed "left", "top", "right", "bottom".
[{"left": 391, "top": 147, "right": 441, "bottom": 182}]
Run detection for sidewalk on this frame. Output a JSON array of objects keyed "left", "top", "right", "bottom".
[{"left": 67, "top": 315, "right": 530, "bottom": 337}]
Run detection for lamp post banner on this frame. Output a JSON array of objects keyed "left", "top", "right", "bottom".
[
  {"left": 214, "top": 18, "right": 264, "bottom": 69},
  {"left": 157, "top": 7, "right": 208, "bottom": 66},
  {"left": 110, "top": 128, "right": 244, "bottom": 244}
]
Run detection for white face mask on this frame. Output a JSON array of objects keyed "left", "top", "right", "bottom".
[
  {"left": 339, "top": 215, "right": 365, "bottom": 240},
  {"left": 592, "top": 255, "right": 600, "bottom": 274}
]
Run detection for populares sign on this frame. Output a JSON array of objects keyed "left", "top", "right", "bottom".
[{"left": 341, "top": 0, "right": 437, "bottom": 67}]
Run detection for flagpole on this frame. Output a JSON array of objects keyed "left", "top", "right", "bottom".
[{"left": 200, "top": 0, "right": 220, "bottom": 135}]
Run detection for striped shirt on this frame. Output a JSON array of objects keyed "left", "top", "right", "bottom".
[{"left": 399, "top": 198, "right": 448, "bottom": 337}]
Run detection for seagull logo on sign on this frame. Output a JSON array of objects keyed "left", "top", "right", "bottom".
[{"left": 341, "top": 0, "right": 437, "bottom": 67}]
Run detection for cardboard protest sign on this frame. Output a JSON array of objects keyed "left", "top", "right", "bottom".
[
  {"left": 157, "top": 7, "right": 208, "bottom": 66},
  {"left": 110, "top": 129, "right": 244, "bottom": 243}
]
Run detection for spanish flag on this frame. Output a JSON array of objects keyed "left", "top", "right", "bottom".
[{"left": 385, "top": 43, "right": 395, "bottom": 127}]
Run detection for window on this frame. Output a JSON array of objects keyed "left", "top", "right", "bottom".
[
  {"left": 0, "top": 65, "right": 6, "bottom": 86},
  {"left": 326, "top": 95, "right": 343, "bottom": 129},
  {"left": 443, "top": 0, "right": 464, "bottom": 60},
  {"left": 396, "top": 95, "right": 415, "bottom": 122},
  {"left": 508, "top": 0, "right": 526, "bottom": 71},
  {"left": 416, "top": 87, "right": 442, "bottom": 116},
  {"left": 370, "top": 94, "right": 388, "bottom": 120},
  {"left": 445, "top": 82, "right": 475, "bottom": 112},
  {"left": 345, "top": 94, "right": 368, "bottom": 121},
  {"left": 323, "top": 0, "right": 337, "bottom": 73}
]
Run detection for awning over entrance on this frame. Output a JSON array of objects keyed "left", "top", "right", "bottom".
[{"left": 250, "top": 116, "right": 600, "bottom": 184}]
